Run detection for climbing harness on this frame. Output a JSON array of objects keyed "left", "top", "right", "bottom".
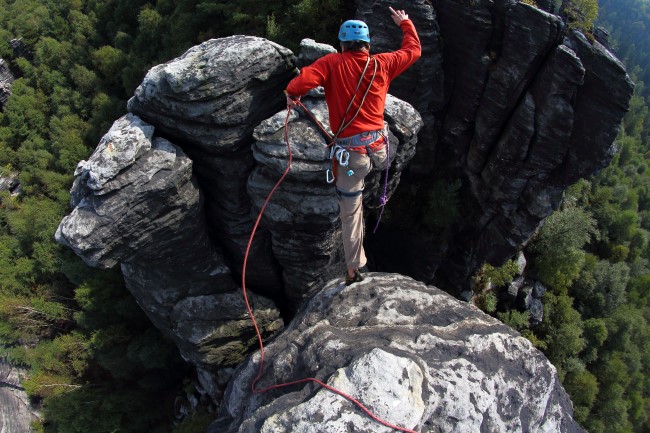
[
  {"left": 301, "top": 98, "right": 391, "bottom": 233},
  {"left": 239, "top": 105, "right": 419, "bottom": 433},
  {"left": 288, "top": 54, "right": 391, "bottom": 232}
]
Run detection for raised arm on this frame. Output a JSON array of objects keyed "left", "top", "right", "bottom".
[{"left": 384, "top": 7, "right": 421, "bottom": 79}]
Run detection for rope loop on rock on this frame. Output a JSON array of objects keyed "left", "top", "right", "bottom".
[{"left": 240, "top": 104, "right": 419, "bottom": 433}]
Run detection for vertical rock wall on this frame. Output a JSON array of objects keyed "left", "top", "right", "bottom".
[
  {"left": 358, "top": 0, "right": 634, "bottom": 292},
  {"left": 357, "top": 0, "right": 444, "bottom": 173}
]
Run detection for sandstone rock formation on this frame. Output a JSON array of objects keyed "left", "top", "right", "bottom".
[
  {"left": 358, "top": 0, "right": 634, "bottom": 293},
  {"left": 55, "top": 113, "right": 283, "bottom": 395},
  {"left": 127, "top": 35, "right": 296, "bottom": 294},
  {"left": 54, "top": 1, "right": 633, "bottom": 427},
  {"left": 250, "top": 93, "right": 421, "bottom": 305},
  {"left": 0, "top": 58, "right": 14, "bottom": 109},
  {"left": 209, "top": 273, "right": 585, "bottom": 433}
]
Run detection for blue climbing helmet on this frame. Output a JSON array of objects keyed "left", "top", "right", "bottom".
[{"left": 338, "top": 20, "right": 370, "bottom": 43}]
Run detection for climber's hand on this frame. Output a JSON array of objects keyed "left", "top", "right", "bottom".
[
  {"left": 389, "top": 6, "right": 409, "bottom": 25},
  {"left": 286, "top": 93, "right": 300, "bottom": 109}
]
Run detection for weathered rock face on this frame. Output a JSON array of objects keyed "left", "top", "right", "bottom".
[
  {"left": 128, "top": 35, "right": 297, "bottom": 294},
  {"left": 357, "top": 0, "right": 444, "bottom": 173},
  {"left": 54, "top": 2, "right": 633, "bottom": 426},
  {"left": 296, "top": 38, "right": 337, "bottom": 66},
  {"left": 358, "top": 0, "right": 634, "bottom": 293},
  {"left": 0, "top": 360, "right": 39, "bottom": 433},
  {"left": 209, "top": 273, "right": 585, "bottom": 433},
  {"left": 250, "top": 93, "right": 422, "bottom": 305},
  {"left": 0, "top": 171, "right": 20, "bottom": 195},
  {"left": 55, "top": 114, "right": 283, "bottom": 389}
]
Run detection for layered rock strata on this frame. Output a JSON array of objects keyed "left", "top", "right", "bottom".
[
  {"left": 54, "top": 2, "right": 635, "bottom": 424},
  {"left": 250, "top": 93, "right": 422, "bottom": 305},
  {"left": 56, "top": 34, "right": 421, "bottom": 387},
  {"left": 210, "top": 273, "right": 585, "bottom": 433},
  {"left": 128, "top": 35, "right": 297, "bottom": 294},
  {"left": 358, "top": 0, "right": 633, "bottom": 292},
  {"left": 55, "top": 114, "right": 283, "bottom": 388}
]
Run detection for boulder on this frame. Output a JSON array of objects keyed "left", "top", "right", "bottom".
[
  {"left": 296, "top": 38, "right": 337, "bottom": 66},
  {"left": 210, "top": 273, "right": 586, "bottom": 433},
  {"left": 502, "top": 279, "right": 547, "bottom": 325}
]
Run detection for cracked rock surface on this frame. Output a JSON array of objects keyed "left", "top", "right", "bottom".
[
  {"left": 55, "top": 114, "right": 282, "bottom": 397},
  {"left": 210, "top": 273, "right": 585, "bottom": 433}
]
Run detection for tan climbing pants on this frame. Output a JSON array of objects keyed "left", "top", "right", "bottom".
[{"left": 336, "top": 146, "right": 387, "bottom": 271}]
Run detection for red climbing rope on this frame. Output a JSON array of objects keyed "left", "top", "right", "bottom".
[{"left": 240, "top": 105, "right": 419, "bottom": 433}]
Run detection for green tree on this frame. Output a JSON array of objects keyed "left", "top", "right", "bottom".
[
  {"left": 92, "top": 45, "right": 127, "bottom": 84},
  {"left": 562, "top": 0, "right": 599, "bottom": 32},
  {"left": 564, "top": 369, "right": 599, "bottom": 423},
  {"left": 536, "top": 292, "right": 585, "bottom": 380},
  {"left": 572, "top": 259, "right": 630, "bottom": 317},
  {"left": 581, "top": 317, "right": 608, "bottom": 363},
  {"left": 529, "top": 207, "right": 598, "bottom": 292}
]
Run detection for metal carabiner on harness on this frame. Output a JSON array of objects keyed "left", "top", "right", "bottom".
[
  {"left": 330, "top": 144, "right": 350, "bottom": 167},
  {"left": 326, "top": 168, "right": 335, "bottom": 184},
  {"left": 335, "top": 147, "right": 350, "bottom": 167}
]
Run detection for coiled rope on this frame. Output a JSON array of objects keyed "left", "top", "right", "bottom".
[{"left": 239, "top": 105, "right": 419, "bottom": 433}]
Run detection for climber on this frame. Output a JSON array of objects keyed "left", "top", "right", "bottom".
[{"left": 285, "top": 7, "right": 421, "bottom": 286}]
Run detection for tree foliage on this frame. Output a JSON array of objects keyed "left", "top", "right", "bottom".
[
  {"left": 599, "top": 0, "right": 650, "bottom": 98},
  {"left": 528, "top": 206, "right": 598, "bottom": 292},
  {"left": 523, "top": 61, "right": 650, "bottom": 431},
  {"left": 561, "top": 0, "right": 599, "bottom": 33},
  {"left": 0, "top": 0, "right": 347, "bottom": 431}
]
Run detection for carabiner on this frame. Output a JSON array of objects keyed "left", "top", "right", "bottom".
[
  {"left": 326, "top": 168, "right": 335, "bottom": 184},
  {"left": 335, "top": 147, "right": 350, "bottom": 167}
]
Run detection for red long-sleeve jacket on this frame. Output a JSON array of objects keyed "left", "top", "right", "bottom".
[{"left": 286, "top": 20, "right": 421, "bottom": 139}]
